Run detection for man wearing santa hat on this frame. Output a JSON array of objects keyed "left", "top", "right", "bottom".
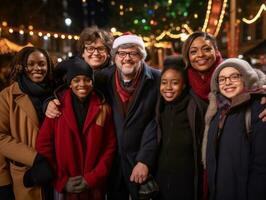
[{"left": 99, "top": 33, "right": 160, "bottom": 200}]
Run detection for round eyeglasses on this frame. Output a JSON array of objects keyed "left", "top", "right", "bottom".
[
  {"left": 84, "top": 46, "right": 107, "bottom": 54},
  {"left": 217, "top": 73, "right": 242, "bottom": 85},
  {"left": 116, "top": 51, "right": 140, "bottom": 59}
]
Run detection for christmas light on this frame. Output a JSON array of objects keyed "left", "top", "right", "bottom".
[
  {"left": 214, "top": 0, "right": 227, "bottom": 36},
  {"left": 2, "top": 21, "right": 8, "bottom": 27},
  {"left": 202, "top": 0, "right": 213, "bottom": 32},
  {"left": 0, "top": 21, "right": 81, "bottom": 41},
  {"left": 242, "top": 3, "right": 266, "bottom": 24}
]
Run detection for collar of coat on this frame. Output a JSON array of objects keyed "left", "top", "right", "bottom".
[
  {"left": 59, "top": 89, "right": 106, "bottom": 134},
  {"left": 11, "top": 82, "right": 40, "bottom": 128}
]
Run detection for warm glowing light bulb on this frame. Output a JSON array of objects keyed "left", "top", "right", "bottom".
[
  {"left": 111, "top": 27, "right": 117, "bottom": 33},
  {"left": 2, "top": 21, "right": 8, "bottom": 27}
]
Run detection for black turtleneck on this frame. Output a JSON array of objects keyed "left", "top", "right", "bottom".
[{"left": 71, "top": 92, "right": 90, "bottom": 133}]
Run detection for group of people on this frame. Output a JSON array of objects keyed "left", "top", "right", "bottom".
[{"left": 0, "top": 26, "right": 265, "bottom": 200}]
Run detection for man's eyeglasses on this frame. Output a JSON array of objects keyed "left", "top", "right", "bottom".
[
  {"left": 84, "top": 46, "right": 107, "bottom": 54},
  {"left": 217, "top": 73, "right": 242, "bottom": 85},
  {"left": 116, "top": 51, "right": 140, "bottom": 59}
]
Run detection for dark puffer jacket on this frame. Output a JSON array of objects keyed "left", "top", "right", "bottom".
[{"left": 206, "top": 94, "right": 266, "bottom": 200}]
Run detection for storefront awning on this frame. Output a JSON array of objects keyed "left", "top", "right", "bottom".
[{"left": 0, "top": 38, "right": 33, "bottom": 55}]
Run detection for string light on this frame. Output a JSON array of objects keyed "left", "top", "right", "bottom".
[
  {"left": 214, "top": 0, "right": 228, "bottom": 36},
  {"left": 242, "top": 3, "right": 266, "bottom": 24},
  {"left": 0, "top": 0, "right": 227, "bottom": 47},
  {"left": 182, "top": 24, "right": 193, "bottom": 34},
  {"left": 202, "top": 0, "right": 227, "bottom": 36},
  {"left": 28, "top": 25, "right": 33, "bottom": 30},
  {"left": 110, "top": 27, "right": 117, "bottom": 33},
  {"left": 74, "top": 36, "right": 79, "bottom": 40},
  {"left": 2, "top": 21, "right": 8, "bottom": 27},
  {"left": 0, "top": 21, "right": 79, "bottom": 41},
  {"left": 202, "top": 0, "right": 213, "bottom": 32}
]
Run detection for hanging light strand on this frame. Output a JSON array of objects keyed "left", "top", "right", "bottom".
[{"left": 242, "top": 3, "right": 266, "bottom": 24}]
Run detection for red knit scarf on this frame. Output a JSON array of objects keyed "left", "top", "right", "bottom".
[
  {"left": 115, "top": 66, "right": 143, "bottom": 105},
  {"left": 188, "top": 52, "right": 223, "bottom": 101}
]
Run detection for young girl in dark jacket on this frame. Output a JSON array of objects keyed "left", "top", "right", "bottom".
[
  {"left": 202, "top": 58, "right": 266, "bottom": 200},
  {"left": 156, "top": 56, "right": 207, "bottom": 200}
]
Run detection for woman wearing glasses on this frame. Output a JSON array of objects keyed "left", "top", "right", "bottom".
[
  {"left": 78, "top": 26, "right": 113, "bottom": 72},
  {"left": 202, "top": 58, "right": 266, "bottom": 200},
  {"left": 0, "top": 47, "right": 54, "bottom": 200},
  {"left": 46, "top": 26, "right": 114, "bottom": 118},
  {"left": 53, "top": 26, "right": 113, "bottom": 86}
]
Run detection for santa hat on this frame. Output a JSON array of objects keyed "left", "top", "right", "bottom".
[{"left": 112, "top": 32, "right": 147, "bottom": 58}]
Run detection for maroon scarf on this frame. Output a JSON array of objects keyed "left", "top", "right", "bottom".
[
  {"left": 188, "top": 51, "right": 223, "bottom": 101},
  {"left": 115, "top": 66, "right": 143, "bottom": 112}
]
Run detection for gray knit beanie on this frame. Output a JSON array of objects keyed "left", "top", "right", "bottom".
[{"left": 210, "top": 58, "right": 264, "bottom": 94}]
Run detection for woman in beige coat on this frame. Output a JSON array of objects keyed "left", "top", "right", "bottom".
[{"left": 0, "top": 47, "right": 54, "bottom": 200}]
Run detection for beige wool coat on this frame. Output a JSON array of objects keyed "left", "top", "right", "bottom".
[{"left": 0, "top": 82, "right": 43, "bottom": 200}]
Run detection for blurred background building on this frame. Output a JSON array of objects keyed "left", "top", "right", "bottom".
[{"left": 0, "top": 0, "right": 266, "bottom": 72}]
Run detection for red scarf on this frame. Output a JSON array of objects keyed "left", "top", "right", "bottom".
[
  {"left": 188, "top": 52, "right": 223, "bottom": 101},
  {"left": 115, "top": 66, "right": 143, "bottom": 112}
]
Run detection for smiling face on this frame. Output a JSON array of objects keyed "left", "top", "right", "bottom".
[
  {"left": 70, "top": 75, "right": 93, "bottom": 101},
  {"left": 82, "top": 38, "right": 109, "bottom": 70},
  {"left": 218, "top": 67, "right": 244, "bottom": 99},
  {"left": 25, "top": 51, "right": 48, "bottom": 83},
  {"left": 160, "top": 68, "right": 185, "bottom": 102},
  {"left": 115, "top": 46, "right": 142, "bottom": 80},
  {"left": 188, "top": 36, "right": 217, "bottom": 73}
]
